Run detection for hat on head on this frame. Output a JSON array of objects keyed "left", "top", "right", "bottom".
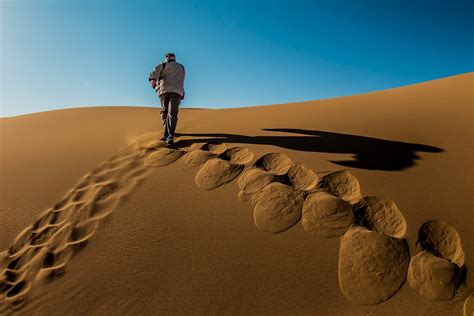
[{"left": 165, "top": 52, "right": 176, "bottom": 62}]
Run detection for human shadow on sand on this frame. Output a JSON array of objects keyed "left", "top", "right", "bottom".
[{"left": 174, "top": 128, "right": 444, "bottom": 171}]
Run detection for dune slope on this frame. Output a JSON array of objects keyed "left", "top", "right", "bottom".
[{"left": 0, "top": 72, "right": 473, "bottom": 314}]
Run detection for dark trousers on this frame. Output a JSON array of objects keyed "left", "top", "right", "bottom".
[{"left": 159, "top": 92, "right": 181, "bottom": 139}]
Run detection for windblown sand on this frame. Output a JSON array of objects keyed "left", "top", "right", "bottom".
[{"left": 0, "top": 72, "right": 473, "bottom": 314}]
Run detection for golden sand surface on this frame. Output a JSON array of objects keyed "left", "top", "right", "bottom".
[{"left": 1, "top": 72, "right": 473, "bottom": 314}]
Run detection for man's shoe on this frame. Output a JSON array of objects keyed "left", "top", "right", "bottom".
[
  {"left": 166, "top": 137, "right": 174, "bottom": 145},
  {"left": 160, "top": 137, "right": 167, "bottom": 141}
]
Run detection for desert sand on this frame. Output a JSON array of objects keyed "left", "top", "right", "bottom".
[{"left": 0, "top": 72, "right": 473, "bottom": 315}]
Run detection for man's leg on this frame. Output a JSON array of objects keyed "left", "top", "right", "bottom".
[
  {"left": 166, "top": 93, "right": 181, "bottom": 140},
  {"left": 160, "top": 93, "right": 170, "bottom": 139}
]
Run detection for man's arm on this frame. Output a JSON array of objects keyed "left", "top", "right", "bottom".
[
  {"left": 149, "top": 63, "right": 164, "bottom": 88},
  {"left": 149, "top": 63, "right": 164, "bottom": 81},
  {"left": 181, "top": 64, "right": 186, "bottom": 99}
]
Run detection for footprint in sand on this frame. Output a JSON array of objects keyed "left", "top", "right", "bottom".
[
  {"left": 0, "top": 137, "right": 160, "bottom": 309},
  {"left": 193, "top": 144, "right": 254, "bottom": 190},
  {"left": 0, "top": 132, "right": 198, "bottom": 309},
  {"left": 338, "top": 196, "right": 410, "bottom": 305},
  {"left": 408, "top": 220, "right": 466, "bottom": 301}
]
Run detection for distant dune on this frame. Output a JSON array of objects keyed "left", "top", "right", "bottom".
[{"left": 0, "top": 72, "right": 473, "bottom": 314}]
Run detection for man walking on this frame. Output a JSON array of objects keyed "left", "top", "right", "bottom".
[{"left": 149, "top": 52, "right": 186, "bottom": 144}]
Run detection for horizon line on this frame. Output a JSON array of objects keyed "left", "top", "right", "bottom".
[{"left": 2, "top": 71, "right": 472, "bottom": 119}]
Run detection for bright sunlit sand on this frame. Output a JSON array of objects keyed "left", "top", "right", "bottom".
[{"left": 1, "top": 73, "right": 473, "bottom": 314}]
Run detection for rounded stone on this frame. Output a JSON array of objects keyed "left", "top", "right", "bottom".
[
  {"left": 254, "top": 153, "right": 293, "bottom": 175},
  {"left": 144, "top": 148, "right": 184, "bottom": 167},
  {"left": 418, "top": 220, "right": 465, "bottom": 267},
  {"left": 182, "top": 150, "right": 217, "bottom": 167},
  {"left": 220, "top": 147, "right": 254, "bottom": 164},
  {"left": 408, "top": 250, "right": 458, "bottom": 301},
  {"left": 195, "top": 158, "right": 244, "bottom": 190},
  {"left": 319, "top": 170, "right": 361, "bottom": 203},
  {"left": 253, "top": 182, "right": 305, "bottom": 233},
  {"left": 286, "top": 163, "right": 319, "bottom": 190},
  {"left": 354, "top": 196, "right": 407, "bottom": 238},
  {"left": 200, "top": 143, "right": 228, "bottom": 154},
  {"left": 302, "top": 191, "right": 354, "bottom": 237},
  {"left": 237, "top": 168, "right": 280, "bottom": 193},
  {"left": 339, "top": 226, "right": 410, "bottom": 305}
]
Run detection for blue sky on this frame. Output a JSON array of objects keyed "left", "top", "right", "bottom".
[{"left": 1, "top": 0, "right": 473, "bottom": 117}]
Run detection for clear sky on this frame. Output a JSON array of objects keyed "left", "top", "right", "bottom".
[{"left": 1, "top": 0, "right": 473, "bottom": 117}]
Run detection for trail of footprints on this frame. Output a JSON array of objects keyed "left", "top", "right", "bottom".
[
  {"left": 0, "top": 134, "right": 166, "bottom": 311},
  {"left": 0, "top": 132, "right": 469, "bottom": 311}
]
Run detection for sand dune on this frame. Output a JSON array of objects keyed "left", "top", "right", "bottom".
[{"left": 0, "top": 72, "right": 473, "bottom": 314}]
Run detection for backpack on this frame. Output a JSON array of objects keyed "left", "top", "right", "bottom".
[{"left": 159, "top": 62, "right": 167, "bottom": 80}]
